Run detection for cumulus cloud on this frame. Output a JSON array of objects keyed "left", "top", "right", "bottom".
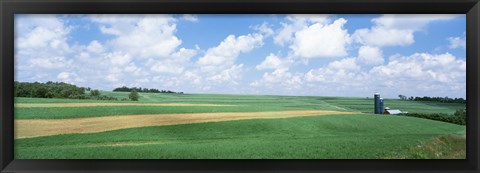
[
  {"left": 106, "top": 52, "right": 132, "bottom": 66},
  {"left": 290, "top": 18, "right": 351, "bottom": 58},
  {"left": 353, "top": 14, "right": 460, "bottom": 47},
  {"left": 301, "top": 52, "right": 465, "bottom": 98},
  {"left": 252, "top": 22, "right": 274, "bottom": 37},
  {"left": 14, "top": 14, "right": 465, "bottom": 98},
  {"left": 357, "top": 46, "right": 384, "bottom": 65},
  {"left": 304, "top": 57, "right": 362, "bottom": 83},
  {"left": 448, "top": 32, "right": 466, "bottom": 50},
  {"left": 56, "top": 72, "right": 83, "bottom": 84},
  {"left": 370, "top": 53, "right": 465, "bottom": 83},
  {"left": 250, "top": 68, "right": 303, "bottom": 91},
  {"left": 207, "top": 64, "right": 244, "bottom": 85},
  {"left": 273, "top": 14, "right": 330, "bottom": 46},
  {"left": 92, "top": 15, "right": 181, "bottom": 59},
  {"left": 197, "top": 33, "right": 263, "bottom": 73},
  {"left": 14, "top": 15, "right": 78, "bottom": 84},
  {"left": 256, "top": 53, "right": 293, "bottom": 70},
  {"left": 150, "top": 48, "right": 197, "bottom": 74},
  {"left": 352, "top": 28, "right": 414, "bottom": 47}
]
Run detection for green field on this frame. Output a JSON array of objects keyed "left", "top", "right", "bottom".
[{"left": 14, "top": 92, "right": 466, "bottom": 159}]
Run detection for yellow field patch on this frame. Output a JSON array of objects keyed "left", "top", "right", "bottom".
[
  {"left": 15, "top": 102, "right": 235, "bottom": 108},
  {"left": 15, "top": 110, "right": 357, "bottom": 139}
]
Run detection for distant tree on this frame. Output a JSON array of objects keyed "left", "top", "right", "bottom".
[
  {"left": 90, "top": 90, "right": 101, "bottom": 97},
  {"left": 398, "top": 94, "right": 407, "bottom": 100},
  {"left": 129, "top": 89, "right": 139, "bottom": 101}
]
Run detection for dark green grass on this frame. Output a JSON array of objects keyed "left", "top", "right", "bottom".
[
  {"left": 15, "top": 114, "right": 465, "bottom": 159},
  {"left": 15, "top": 106, "right": 307, "bottom": 119}
]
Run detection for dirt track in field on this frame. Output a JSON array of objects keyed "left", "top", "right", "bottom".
[
  {"left": 15, "top": 110, "right": 357, "bottom": 139},
  {"left": 15, "top": 103, "right": 235, "bottom": 108}
]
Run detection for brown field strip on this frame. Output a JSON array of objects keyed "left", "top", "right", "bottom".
[
  {"left": 15, "top": 110, "right": 358, "bottom": 139},
  {"left": 15, "top": 103, "right": 235, "bottom": 108}
]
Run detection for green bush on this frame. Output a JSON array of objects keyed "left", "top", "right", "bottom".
[{"left": 402, "top": 109, "right": 466, "bottom": 125}]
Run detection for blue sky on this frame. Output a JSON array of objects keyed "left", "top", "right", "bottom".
[{"left": 14, "top": 14, "right": 466, "bottom": 98}]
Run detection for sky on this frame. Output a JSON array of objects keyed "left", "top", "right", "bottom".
[{"left": 14, "top": 14, "right": 466, "bottom": 98}]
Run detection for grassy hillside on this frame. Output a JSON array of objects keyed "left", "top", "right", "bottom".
[
  {"left": 15, "top": 114, "right": 465, "bottom": 159},
  {"left": 14, "top": 92, "right": 466, "bottom": 159}
]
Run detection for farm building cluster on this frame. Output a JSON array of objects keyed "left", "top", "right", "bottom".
[{"left": 373, "top": 93, "right": 405, "bottom": 115}]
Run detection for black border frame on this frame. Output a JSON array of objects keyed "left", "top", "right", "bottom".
[{"left": 1, "top": 0, "right": 479, "bottom": 172}]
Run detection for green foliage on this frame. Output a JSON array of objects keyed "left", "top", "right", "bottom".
[
  {"left": 129, "top": 90, "right": 139, "bottom": 101},
  {"left": 113, "top": 86, "right": 180, "bottom": 94},
  {"left": 90, "top": 90, "right": 101, "bottom": 97},
  {"left": 398, "top": 94, "right": 407, "bottom": 100},
  {"left": 402, "top": 109, "right": 466, "bottom": 125},
  {"left": 409, "top": 96, "right": 466, "bottom": 104},
  {"left": 14, "top": 81, "right": 122, "bottom": 101},
  {"left": 15, "top": 81, "right": 86, "bottom": 99}
]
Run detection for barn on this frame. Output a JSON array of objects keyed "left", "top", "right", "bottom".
[{"left": 384, "top": 109, "right": 402, "bottom": 115}]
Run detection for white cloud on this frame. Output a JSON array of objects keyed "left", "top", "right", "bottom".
[
  {"left": 273, "top": 14, "right": 330, "bottom": 46},
  {"left": 15, "top": 15, "right": 73, "bottom": 73},
  {"left": 328, "top": 58, "right": 360, "bottom": 71},
  {"left": 57, "top": 72, "right": 71, "bottom": 80},
  {"left": 56, "top": 72, "right": 83, "bottom": 84},
  {"left": 207, "top": 64, "right": 244, "bottom": 85},
  {"left": 353, "top": 14, "right": 460, "bottom": 47},
  {"left": 352, "top": 28, "right": 414, "bottom": 47},
  {"left": 107, "top": 52, "right": 132, "bottom": 66},
  {"left": 16, "top": 15, "right": 71, "bottom": 51},
  {"left": 250, "top": 68, "right": 303, "bottom": 90},
  {"left": 448, "top": 32, "right": 466, "bottom": 50},
  {"left": 197, "top": 34, "right": 263, "bottom": 73},
  {"left": 150, "top": 48, "right": 197, "bottom": 74},
  {"left": 92, "top": 15, "right": 181, "bottom": 59},
  {"left": 182, "top": 14, "right": 198, "bottom": 22},
  {"left": 357, "top": 46, "right": 384, "bottom": 65},
  {"left": 370, "top": 53, "right": 465, "bottom": 84},
  {"left": 183, "top": 71, "right": 203, "bottom": 85},
  {"left": 256, "top": 53, "right": 293, "bottom": 70},
  {"left": 304, "top": 57, "right": 362, "bottom": 83},
  {"left": 14, "top": 14, "right": 465, "bottom": 98},
  {"left": 371, "top": 14, "right": 460, "bottom": 31},
  {"left": 86, "top": 40, "right": 105, "bottom": 54},
  {"left": 29, "top": 56, "right": 73, "bottom": 69},
  {"left": 252, "top": 22, "right": 274, "bottom": 37},
  {"left": 290, "top": 18, "right": 351, "bottom": 58}
]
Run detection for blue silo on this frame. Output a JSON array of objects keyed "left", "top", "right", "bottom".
[
  {"left": 374, "top": 93, "right": 380, "bottom": 114},
  {"left": 379, "top": 98, "right": 384, "bottom": 114}
]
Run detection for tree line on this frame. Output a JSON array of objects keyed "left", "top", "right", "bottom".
[
  {"left": 113, "top": 86, "right": 183, "bottom": 94},
  {"left": 398, "top": 95, "right": 466, "bottom": 104},
  {"left": 402, "top": 109, "right": 466, "bottom": 125},
  {"left": 15, "top": 81, "right": 125, "bottom": 101}
]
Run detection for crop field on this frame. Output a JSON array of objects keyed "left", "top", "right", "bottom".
[{"left": 14, "top": 92, "right": 466, "bottom": 159}]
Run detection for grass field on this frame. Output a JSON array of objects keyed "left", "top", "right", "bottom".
[{"left": 14, "top": 92, "right": 466, "bottom": 159}]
